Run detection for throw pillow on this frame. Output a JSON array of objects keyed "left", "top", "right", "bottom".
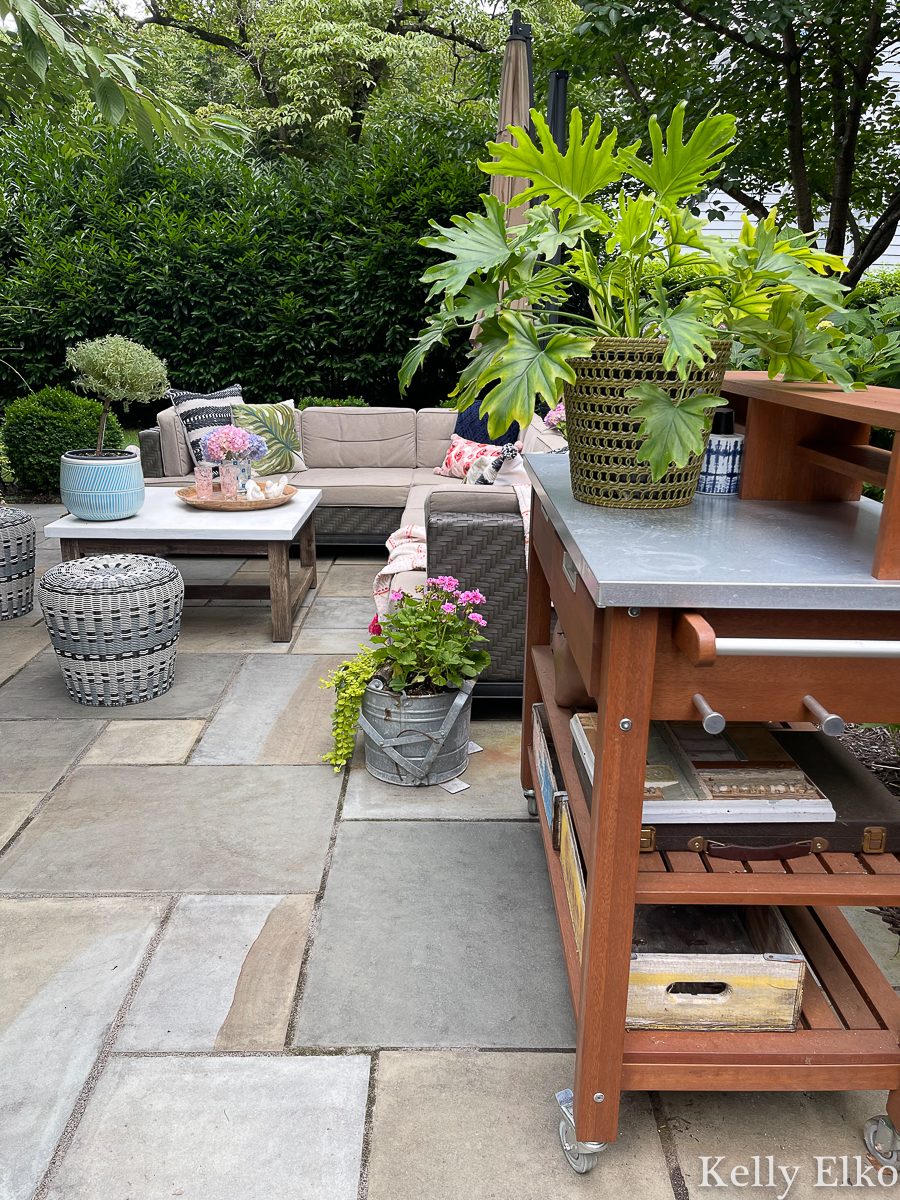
[
  {"left": 454, "top": 403, "right": 520, "bottom": 447},
  {"left": 435, "top": 434, "right": 503, "bottom": 479},
  {"left": 465, "top": 443, "right": 521, "bottom": 485},
  {"left": 231, "top": 400, "right": 306, "bottom": 475},
  {"left": 169, "top": 384, "right": 241, "bottom": 467}
]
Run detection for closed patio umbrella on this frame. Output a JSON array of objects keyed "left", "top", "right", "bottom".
[{"left": 491, "top": 10, "right": 534, "bottom": 229}]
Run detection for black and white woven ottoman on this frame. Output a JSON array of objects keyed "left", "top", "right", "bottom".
[
  {"left": 38, "top": 555, "right": 184, "bottom": 706},
  {"left": 1, "top": 506, "right": 36, "bottom": 620}
]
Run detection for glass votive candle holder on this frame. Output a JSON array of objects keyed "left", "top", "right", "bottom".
[
  {"left": 220, "top": 461, "right": 239, "bottom": 500},
  {"left": 194, "top": 462, "right": 214, "bottom": 500}
]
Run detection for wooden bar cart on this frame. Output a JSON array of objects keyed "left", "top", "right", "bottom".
[{"left": 521, "top": 453, "right": 900, "bottom": 1174}]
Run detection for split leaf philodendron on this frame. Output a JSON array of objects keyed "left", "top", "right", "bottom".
[{"left": 400, "top": 103, "right": 854, "bottom": 481}]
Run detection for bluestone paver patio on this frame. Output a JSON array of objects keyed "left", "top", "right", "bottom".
[{"left": 1, "top": 504, "right": 899, "bottom": 1199}]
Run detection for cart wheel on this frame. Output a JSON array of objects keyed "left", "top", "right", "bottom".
[
  {"left": 864, "top": 1116, "right": 900, "bottom": 1168},
  {"left": 525, "top": 789, "right": 538, "bottom": 817},
  {"left": 559, "top": 1116, "right": 598, "bottom": 1174}
]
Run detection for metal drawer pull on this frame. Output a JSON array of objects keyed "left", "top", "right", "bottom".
[
  {"left": 716, "top": 637, "right": 900, "bottom": 658},
  {"left": 803, "top": 694, "right": 845, "bottom": 736},
  {"left": 692, "top": 692, "right": 726, "bottom": 734},
  {"left": 561, "top": 551, "right": 578, "bottom": 592}
]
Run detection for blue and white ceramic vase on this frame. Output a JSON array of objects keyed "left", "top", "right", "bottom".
[{"left": 60, "top": 449, "right": 145, "bottom": 520}]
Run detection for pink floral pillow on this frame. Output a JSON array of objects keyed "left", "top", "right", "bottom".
[{"left": 434, "top": 434, "right": 503, "bottom": 479}]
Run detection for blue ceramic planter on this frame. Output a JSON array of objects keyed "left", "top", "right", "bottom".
[{"left": 60, "top": 449, "right": 145, "bottom": 521}]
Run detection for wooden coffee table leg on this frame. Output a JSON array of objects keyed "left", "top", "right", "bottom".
[
  {"left": 299, "top": 512, "right": 317, "bottom": 591},
  {"left": 60, "top": 539, "right": 81, "bottom": 562},
  {"left": 268, "top": 541, "right": 293, "bottom": 642}
]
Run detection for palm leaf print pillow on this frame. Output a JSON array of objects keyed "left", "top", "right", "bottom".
[{"left": 231, "top": 401, "right": 306, "bottom": 475}]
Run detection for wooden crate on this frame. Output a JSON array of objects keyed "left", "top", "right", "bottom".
[{"left": 627, "top": 905, "right": 806, "bottom": 1032}]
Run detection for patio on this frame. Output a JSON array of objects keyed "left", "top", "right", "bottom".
[{"left": 1, "top": 501, "right": 899, "bottom": 1198}]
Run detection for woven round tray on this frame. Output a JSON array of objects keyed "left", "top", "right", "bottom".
[{"left": 175, "top": 483, "right": 297, "bottom": 511}]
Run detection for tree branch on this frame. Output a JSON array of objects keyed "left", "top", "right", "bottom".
[
  {"left": 846, "top": 188, "right": 900, "bottom": 286},
  {"left": 613, "top": 50, "right": 649, "bottom": 116},
  {"left": 391, "top": 20, "right": 488, "bottom": 54},
  {"left": 714, "top": 181, "right": 769, "bottom": 222},
  {"left": 663, "top": 0, "right": 786, "bottom": 64}
]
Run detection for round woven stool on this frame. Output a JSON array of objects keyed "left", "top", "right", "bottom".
[
  {"left": 39, "top": 555, "right": 184, "bottom": 706},
  {"left": 1, "top": 507, "right": 36, "bottom": 620}
]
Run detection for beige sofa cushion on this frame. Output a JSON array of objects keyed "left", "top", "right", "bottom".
[
  {"left": 145, "top": 474, "right": 195, "bottom": 489},
  {"left": 426, "top": 488, "right": 521, "bottom": 519},
  {"left": 293, "top": 468, "right": 413, "bottom": 507},
  {"left": 157, "top": 408, "right": 193, "bottom": 477},
  {"left": 522, "top": 412, "right": 566, "bottom": 454},
  {"left": 410, "top": 468, "right": 469, "bottom": 488},
  {"left": 301, "top": 407, "right": 415, "bottom": 468},
  {"left": 389, "top": 569, "right": 427, "bottom": 599},
  {"left": 415, "top": 408, "right": 457, "bottom": 467}
]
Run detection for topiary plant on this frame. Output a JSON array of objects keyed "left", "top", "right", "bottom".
[
  {"left": 1, "top": 387, "right": 125, "bottom": 492},
  {"left": 66, "top": 335, "right": 169, "bottom": 457}
]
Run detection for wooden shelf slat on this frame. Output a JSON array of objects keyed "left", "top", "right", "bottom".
[
  {"left": 814, "top": 907, "right": 900, "bottom": 1032},
  {"left": 528, "top": 745, "right": 582, "bottom": 1018},
  {"left": 781, "top": 907, "right": 881, "bottom": 1030},
  {"left": 634, "top": 872, "right": 900, "bottom": 904},
  {"left": 796, "top": 441, "right": 891, "bottom": 488},
  {"left": 531, "top": 645, "right": 592, "bottom": 854},
  {"left": 800, "top": 972, "right": 844, "bottom": 1030}
]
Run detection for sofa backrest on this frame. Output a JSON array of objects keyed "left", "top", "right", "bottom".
[
  {"left": 157, "top": 407, "right": 193, "bottom": 477},
  {"left": 415, "top": 408, "right": 458, "bottom": 467},
  {"left": 300, "top": 406, "right": 416, "bottom": 469}
]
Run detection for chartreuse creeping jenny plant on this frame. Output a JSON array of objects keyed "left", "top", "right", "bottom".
[
  {"left": 320, "top": 578, "right": 491, "bottom": 770},
  {"left": 400, "top": 103, "right": 856, "bottom": 481}
]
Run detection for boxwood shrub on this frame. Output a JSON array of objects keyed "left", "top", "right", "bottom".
[{"left": 2, "top": 387, "right": 125, "bottom": 492}]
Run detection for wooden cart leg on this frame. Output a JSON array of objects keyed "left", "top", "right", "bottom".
[
  {"left": 521, "top": 500, "right": 552, "bottom": 791},
  {"left": 268, "top": 540, "right": 293, "bottom": 642},
  {"left": 573, "top": 606, "right": 658, "bottom": 1146}
]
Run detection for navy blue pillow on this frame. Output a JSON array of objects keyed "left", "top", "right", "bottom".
[{"left": 454, "top": 404, "right": 520, "bottom": 447}]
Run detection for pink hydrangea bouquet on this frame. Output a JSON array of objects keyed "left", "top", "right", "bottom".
[
  {"left": 201, "top": 424, "right": 267, "bottom": 463},
  {"left": 370, "top": 575, "right": 491, "bottom": 691},
  {"left": 544, "top": 401, "right": 567, "bottom": 440}
]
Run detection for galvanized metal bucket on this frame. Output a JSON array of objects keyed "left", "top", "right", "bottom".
[{"left": 358, "top": 677, "right": 475, "bottom": 786}]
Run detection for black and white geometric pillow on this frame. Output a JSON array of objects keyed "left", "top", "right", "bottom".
[{"left": 168, "top": 384, "right": 242, "bottom": 467}]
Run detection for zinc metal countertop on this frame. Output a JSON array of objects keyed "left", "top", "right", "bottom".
[{"left": 524, "top": 453, "right": 900, "bottom": 611}]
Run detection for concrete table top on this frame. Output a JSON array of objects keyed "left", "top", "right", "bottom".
[
  {"left": 525, "top": 453, "right": 900, "bottom": 610},
  {"left": 43, "top": 485, "right": 322, "bottom": 542}
]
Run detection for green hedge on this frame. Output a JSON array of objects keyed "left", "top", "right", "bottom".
[
  {"left": 295, "top": 396, "right": 366, "bottom": 409},
  {"left": 849, "top": 267, "right": 900, "bottom": 307},
  {"left": 0, "top": 112, "right": 488, "bottom": 413},
  {"left": 2, "top": 387, "right": 125, "bottom": 491}
]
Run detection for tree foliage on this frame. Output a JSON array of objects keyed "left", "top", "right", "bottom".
[{"left": 570, "top": 0, "right": 900, "bottom": 285}]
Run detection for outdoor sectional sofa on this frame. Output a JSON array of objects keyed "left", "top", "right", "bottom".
[{"left": 139, "top": 404, "right": 565, "bottom": 693}]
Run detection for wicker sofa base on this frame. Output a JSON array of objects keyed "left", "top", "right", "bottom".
[{"left": 314, "top": 506, "right": 405, "bottom": 545}]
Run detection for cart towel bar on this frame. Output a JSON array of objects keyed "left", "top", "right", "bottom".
[{"left": 716, "top": 637, "right": 900, "bottom": 658}]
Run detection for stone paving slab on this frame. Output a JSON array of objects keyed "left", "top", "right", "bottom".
[
  {"left": 301, "top": 596, "right": 375, "bottom": 629},
  {"left": 0, "top": 719, "right": 104, "bottom": 791},
  {"left": 45, "top": 1056, "right": 370, "bottom": 1200},
  {"left": 662, "top": 1089, "right": 889, "bottom": 1199},
  {"left": 368, "top": 1052, "right": 671, "bottom": 1200},
  {"left": 165, "top": 555, "right": 245, "bottom": 582},
  {"left": 291, "top": 628, "right": 374, "bottom": 655},
  {"left": 0, "top": 794, "right": 43, "bottom": 847},
  {"left": 318, "top": 565, "right": 379, "bottom": 597},
  {"left": 0, "top": 653, "right": 241, "bottom": 720},
  {"left": 118, "top": 894, "right": 314, "bottom": 1051},
  {"left": 0, "top": 765, "right": 340, "bottom": 893},
  {"left": 191, "top": 656, "right": 339, "bottom": 765},
  {"left": 293, "top": 822, "right": 576, "bottom": 1048},
  {"left": 0, "top": 621, "right": 50, "bottom": 684},
  {"left": 841, "top": 907, "right": 900, "bottom": 991},
  {"left": 82, "top": 720, "right": 205, "bottom": 765},
  {"left": 176, "top": 606, "right": 298, "bottom": 653},
  {"left": 0, "top": 896, "right": 162, "bottom": 1200},
  {"left": 343, "top": 722, "right": 528, "bottom": 819}
]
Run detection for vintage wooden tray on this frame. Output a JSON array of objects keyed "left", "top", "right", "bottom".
[{"left": 175, "top": 483, "right": 297, "bottom": 512}]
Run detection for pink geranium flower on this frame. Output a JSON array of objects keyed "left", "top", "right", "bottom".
[
  {"left": 441, "top": 602, "right": 456, "bottom": 614},
  {"left": 468, "top": 612, "right": 487, "bottom": 626}
]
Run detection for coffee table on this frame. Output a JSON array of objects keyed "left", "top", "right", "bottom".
[{"left": 43, "top": 486, "right": 322, "bottom": 642}]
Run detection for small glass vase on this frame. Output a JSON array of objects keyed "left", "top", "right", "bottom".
[
  {"left": 219, "top": 461, "right": 239, "bottom": 500},
  {"left": 194, "top": 461, "right": 214, "bottom": 500},
  {"left": 235, "top": 458, "right": 252, "bottom": 496}
]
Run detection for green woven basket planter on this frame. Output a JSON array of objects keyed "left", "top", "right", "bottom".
[{"left": 564, "top": 338, "right": 733, "bottom": 509}]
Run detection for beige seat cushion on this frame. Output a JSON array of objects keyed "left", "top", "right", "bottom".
[
  {"left": 426, "top": 487, "right": 520, "bottom": 519},
  {"left": 410, "top": 468, "right": 470, "bottom": 488},
  {"left": 388, "top": 569, "right": 427, "bottom": 599},
  {"left": 301, "top": 407, "right": 416, "bottom": 468},
  {"left": 522, "top": 412, "right": 566, "bottom": 454},
  {"left": 157, "top": 408, "right": 193, "bottom": 477},
  {"left": 415, "top": 408, "right": 458, "bottom": 467},
  {"left": 293, "top": 468, "right": 413, "bottom": 507},
  {"left": 145, "top": 475, "right": 195, "bottom": 488}
]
